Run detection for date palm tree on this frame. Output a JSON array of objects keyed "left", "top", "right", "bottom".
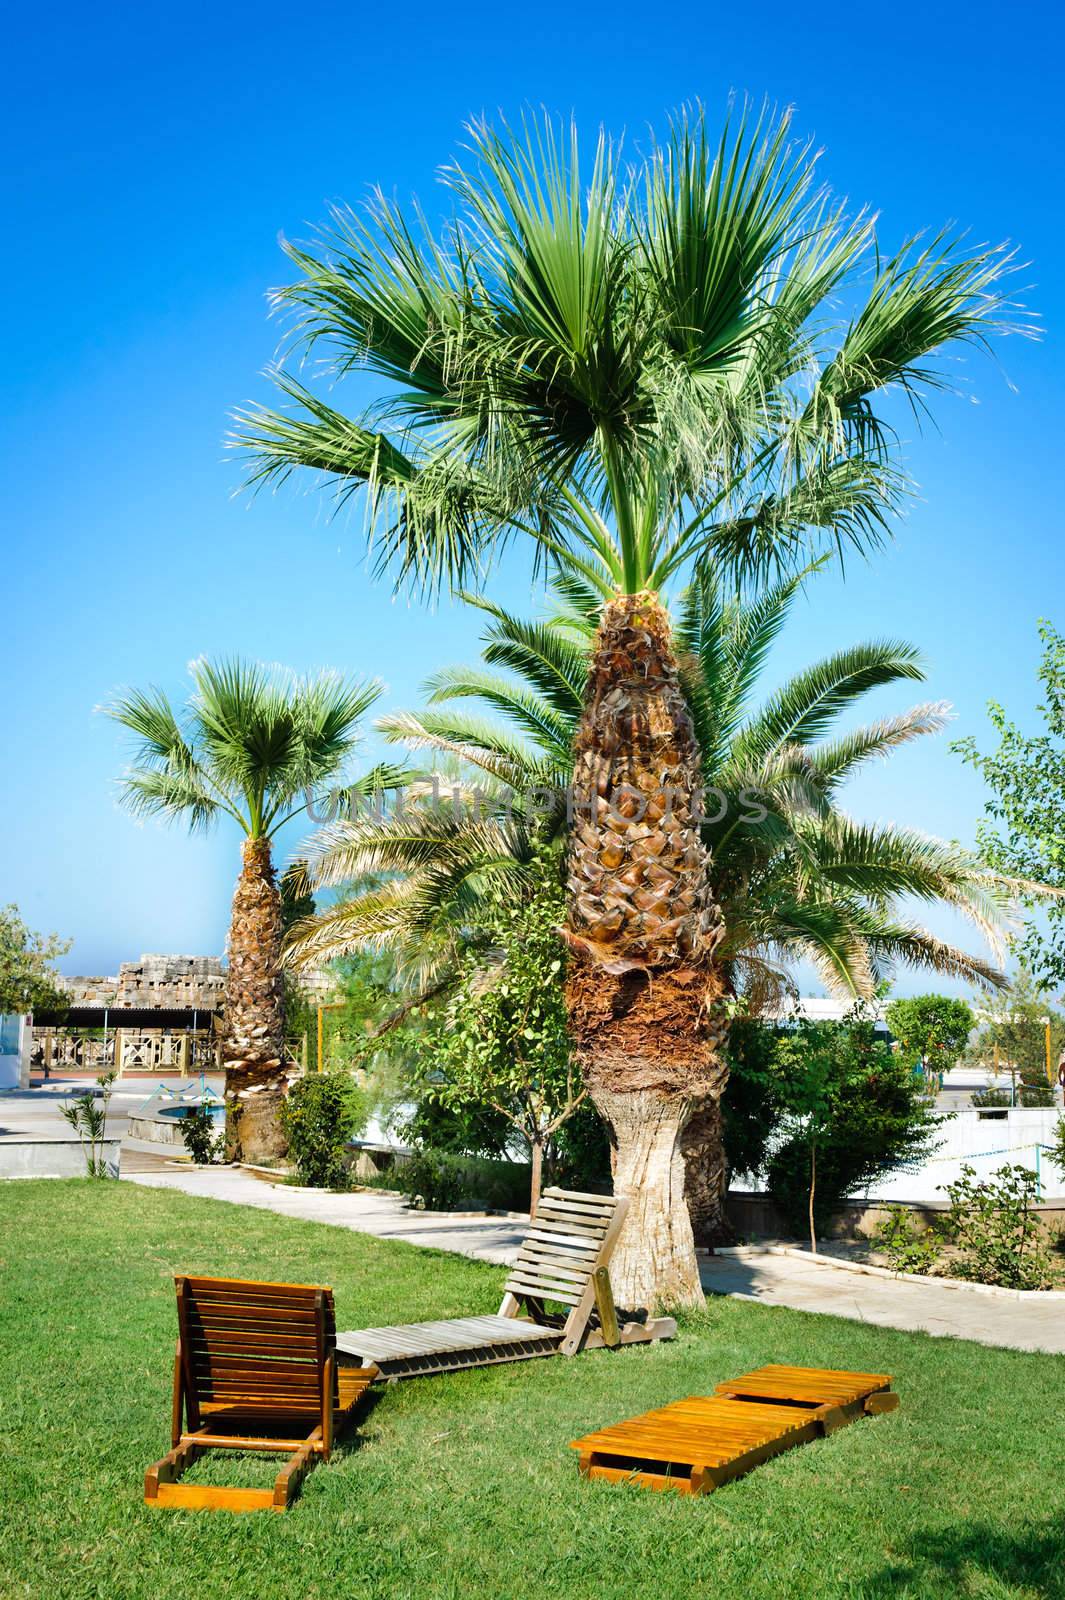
[
  {"left": 284, "top": 570, "right": 1032, "bottom": 1240},
  {"left": 106, "top": 658, "right": 380, "bottom": 1162},
  {"left": 237, "top": 106, "right": 1027, "bottom": 1306}
]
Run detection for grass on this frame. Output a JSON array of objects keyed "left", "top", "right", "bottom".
[{"left": 1, "top": 1181, "right": 1064, "bottom": 1600}]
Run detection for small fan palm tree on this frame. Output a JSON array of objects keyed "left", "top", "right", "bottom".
[
  {"left": 238, "top": 105, "right": 1028, "bottom": 1306},
  {"left": 107, "top": 658, "right": 380, "bottom": 1162},
  {"left": 284, "top": 571, "right": 1035, "bottom": 1236}
]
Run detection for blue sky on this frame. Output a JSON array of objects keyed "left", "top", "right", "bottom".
[{"left": 3, "top": 0, "right": 1062, "bottom": 993}]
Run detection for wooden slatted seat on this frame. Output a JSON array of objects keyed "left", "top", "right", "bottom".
[
  {"left": 570, "top": 1365, "right": 900, "bottom": 1495},
  {"left": 336, "top": 1187, "right": 675, "bottom": 1380},
  {"left": 144, "top": 1275, "right": 377, "bottom": 1512}
]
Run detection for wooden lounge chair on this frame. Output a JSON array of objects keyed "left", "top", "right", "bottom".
[
  {"left": 144, "top": 1275, "right": 377, "bottom": 1512},
  {"left": 335, "top": 1186, "right": 675, "bottom": 1380}
]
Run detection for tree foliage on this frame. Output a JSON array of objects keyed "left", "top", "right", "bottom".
[
  {"left": 106, "top": 657, "right": 380, "bottom": 841},
  {"left": 955, "top": 621, "right": 1065, "bottom": 987},
  {"left": 237, "top": 105, "right": 1026, "bottom": 607},
  {"left": 289, "top": 569, "right": 1021, "bottom": 1001},
  {"left": 884, "top": 993, "right": 974, "bottom": 1084},
  {"left": 0, "top": 904, "right": 70, "bottom": 1016},
  {"left": 727, "top": 1016, "right": 940, "bottom": 1237},
  {"left": 962, "top": 967, "right": 1064, "bottom": 1102},
  {"left": 425, "top": 850, "right": 583, "bottom": 1210},
  {"left": 281, "top": 1069, "right": 368, "bottom": 1189}
]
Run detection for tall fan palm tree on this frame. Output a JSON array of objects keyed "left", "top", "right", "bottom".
[
  {"left": 107, "top": 658, "right": 380, "bottom": 1162},
  {"left": 237, "top": 106, "right": 1027, "bottom": 1306},
  {"left": 284, "top": 571, "right": 1032, "bottom": 1238}
]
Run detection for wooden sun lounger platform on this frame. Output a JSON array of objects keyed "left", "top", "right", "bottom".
[
  {"left": 336, "top": 1187, "right": 675, "bottom": 1380},
  {"left": 570, "top": 1364, "right": 899, "bottom": 1495}
]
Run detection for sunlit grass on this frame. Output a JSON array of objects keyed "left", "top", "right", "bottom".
[{"left": 1, "top": 1179, "right": 1063, "bottom": 1600}]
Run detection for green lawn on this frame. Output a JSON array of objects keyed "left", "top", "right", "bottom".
[{"left": 1, "top": 1181, "right": 1063, "bottom": 1600}]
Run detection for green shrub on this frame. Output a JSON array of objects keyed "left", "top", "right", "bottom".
[
  {"left": 972, "top": 1084, "right": 1054, "bottom": 1108},
  {"left": 940, "top": 1163, "right": 1054, "bottom": 1290},
  {"left": 764, "top": 1021, "right": 939, "bottom": 1236},
  {"left": 872, "top": 1205, "right": 943, "bottom": 1274},
  {"left": 180, "top": 1109, "right": 223, "bottom": 1165},
  {"left": 392, "top": 1149, "right": 532, "bottom": 1212},
  {"left": 971, "top": 1087, "right": 1012, "bottom": 1109},
  {"left": 280, "top": 1070, "right": 367, "bottom": 1190}
]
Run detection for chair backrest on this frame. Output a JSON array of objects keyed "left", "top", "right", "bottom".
[
  {"left": 175, "top": 1275, "right": 336, "bottom": 1428},
  {"left": 502, "top": 1188, "right": 624, "bottom": 1312}
]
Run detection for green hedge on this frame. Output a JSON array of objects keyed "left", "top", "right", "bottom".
[{"left": 386, "top": 1148, "right": 533, "bottom": 1212}]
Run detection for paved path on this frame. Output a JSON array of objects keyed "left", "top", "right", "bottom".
[
  {"left": 123, "top": 1165, "right": 1065, "bottom": 1355},
  {"left": 701, "top": 1248, "right": 1065, "bottom": 1355},
  {"left": 123, "top": 1163, "right": 528, "bottom": 1264}
]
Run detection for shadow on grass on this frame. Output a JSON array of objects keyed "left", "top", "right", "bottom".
[
  {"left": 177, "top": 1386, "right": 386, "bottom": 1493},
  {"left": 862, "top": 1516, "right": 1065, "bottom": 1598}
]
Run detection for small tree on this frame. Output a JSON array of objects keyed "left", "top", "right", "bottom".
[
  {"left": 885, "top": 993, "right": 974, "bottom": 1090},
  {"left": 765, "top": 1014, "right": 940, "bottom": 1244},
  {"left": 60, "top": 1070, "right": 117, "bottom": 1177},
  {"left": 428, "top": 854, "right": 584, "bottom": 1214},
  {"left": 0, "top": 905, "right": 70, "bottom": 1016},
  {"left": 954, "top": 621, "right": 1065, "bottom": 988},
  {"left": 963, "top": 969, "right": 1065, "bottom": 1105}
]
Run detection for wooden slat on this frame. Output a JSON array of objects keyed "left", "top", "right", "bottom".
[
  {"left": 504, "top": 1278, "right": 582, "bottom": 1307},
  {"left": 512, "top": 1249, "right": 593, "bottom": 1285},
  {"left": 541, "top": 1188, "right": 616, "bottom": 1208},
  {"left": 184, "top": 1274, "right": 329, "bottom": 1296},
  {"left": 336, "top": 1313, "right": 559, "bottom": 1364}
]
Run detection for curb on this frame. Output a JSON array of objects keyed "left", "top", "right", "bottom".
[{"left": 710, "top": 1243, "right": 1065, "bottom": 1301}]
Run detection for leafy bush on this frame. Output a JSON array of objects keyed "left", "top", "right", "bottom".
[
  {"left": 1050, "top": 1117, "right": 1065, "bottom": 1181},
  {"left": 180, "top": 1109, "right": 223, "bottom": 1165},
  {"left": 280, "top": 1070, "right": 367, "bottom": 1190},
  {"left": 763, "top": 1019, "right": 940, "bottom": 1237},
  {"left": 550, "top": 1100, "right": 612, "bottom": 1192},
  {"left": 60, "top": 1070, "right": 116, "bottom": 1177},
  {"left": 971, "top": 1088, "right": 1012, "bottom": 1109},
  {"left": 972, "top": 1084, "right": 1055, "bottom": 1108},
  {"left": 392, "top": 1149, "right": 532, "bottom": 1212},
  {"left": 872, "top": 1205, "right": 943, "bottom": 1274},
  {"left": 940, "top": 1163, "right": 1054, "bottom": 1290}
]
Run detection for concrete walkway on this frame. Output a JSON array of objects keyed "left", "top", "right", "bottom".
[
  {"left": 122, "top": 1163, "right": 1065, "bottom": 1355},
  {"left": 701, "top": 1248, "right": 1065, "bottom": 1355},
  {"left": 124, "top": 1163, "right": 529, "bottom": 1264}
]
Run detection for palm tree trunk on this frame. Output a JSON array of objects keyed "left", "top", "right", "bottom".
[
  {"left": 223, "top": 836, "right": 288, "bottom": 1164},
  {"left": 564, "top": 591, "right": 726, "bottom": 1312},
  {"left": 681, "top": 1095, "right": 734, "bottom": 1247}
]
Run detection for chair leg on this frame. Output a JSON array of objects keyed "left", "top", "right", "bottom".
[
  {"left": 273, "top": 1445, "right": 318, "bottom": 1511},
  {"left": 145, "top": 1440, "right": 200, "bottom": 1501}
]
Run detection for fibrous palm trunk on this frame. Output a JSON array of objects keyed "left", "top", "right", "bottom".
[
  {"left": 223, "top": 836, "right": 289, "bottom": 1164},
  {"left": 681, "top": 1094, "right": 733, "bottom": 1247},
  {"left": 564, "top": 592, "right": 726, "bottom": 1312}
]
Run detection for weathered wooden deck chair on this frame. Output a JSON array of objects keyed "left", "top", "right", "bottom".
[
  {"left": 144, "top": 1275, "right": 377, "bottom": 1512},
  {"left": 335, "top": 1187, "right": 675, "bottom": 1380}
]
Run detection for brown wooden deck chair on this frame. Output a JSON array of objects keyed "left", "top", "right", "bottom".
[
  {"left": 336, "top": 1187, "right": 675, "bottom": 1380},
  {"left": 144, "top": 1275, "right": 377, "bottom": 1512}
]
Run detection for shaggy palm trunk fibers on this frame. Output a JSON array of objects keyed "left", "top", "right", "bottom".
[
  {"left": 564, "top": 592, "right": 726, "bottom": 1310},
  {"left": 223, "top": 836, "right": 289, "bottom": 1164}
]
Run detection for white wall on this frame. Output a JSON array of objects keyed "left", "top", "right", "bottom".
[
  {"left": 0, "top": 1015, "right": 30, "bottom": 1091},
  {"left": 861, "top": 1108, "right": 1065, "bottom": 1203}
]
